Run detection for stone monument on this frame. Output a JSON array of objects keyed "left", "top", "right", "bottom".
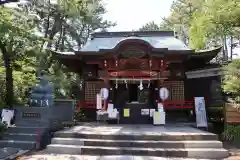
[
  {"left": 29, "top": 70, "right": 54, "bottom": 107},
  {"left": 14, "top": 70, "right": 74, "bottom": 131}
]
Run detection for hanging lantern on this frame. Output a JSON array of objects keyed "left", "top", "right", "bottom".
[
  {"left": 159, "top": 87, "right": 169, "bottom": 101},
  {"left": 100, "top": 88, "right": 109, "bottom": 100}
]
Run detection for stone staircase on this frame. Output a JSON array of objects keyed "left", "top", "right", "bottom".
[
  {"left": 0, "top": 101, "right": 74, "bottom": 159},
  {"left": 45, "top": 125, "right": 229, "bottom": 159},
  {"left": 0, "top": 125, "right": 49, "bottom": 150},
  {"left": 0, "top": 123, "right": 51, "bottom": 160}
]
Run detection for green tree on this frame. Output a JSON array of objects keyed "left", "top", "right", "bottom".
[
  {"left": 159, "top": 0, "right": 204, "bottom": 44},
  {"left": 222, "top": 59, "right": 240, "bottom": 103},
  {"left": 0, "top": 0, "right": 114, "bottom": 106},
  {"left": 189, "top": 0, "right": 240, "bottom": 57},
  {"left": 0, "top": 7, "right": 41, "bottom": 107},
  {"left": 17, "top": 0, "right": 115, "bottom": 99},
  {"left": 139, "top": 21, "right": 161, "bottom": 31}
]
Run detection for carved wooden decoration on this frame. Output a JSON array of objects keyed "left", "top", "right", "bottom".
[
  {"left": 119, "top": 59, "right": 148, "bottom": 70},
  {"left": 108, "top": 71, "right": 158, "bottom": 77},
  {"left": 121, "top": 46, "right": 146, "bottom": 58},
  {"left": 101, "top": 58, "right": 166, "bottom": 71}
]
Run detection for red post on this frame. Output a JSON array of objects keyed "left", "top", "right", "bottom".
[{"left": 104, "top": 100, "right": 107, "bottom": 111}]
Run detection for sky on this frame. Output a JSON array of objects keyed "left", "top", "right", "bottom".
[
  {"left": 6, "top": 0, "right": 174, "bottom": 32},
  {"left": 102, "top": 0, "right": 173, "bottom": 31},
  {"left": 101, "top": 0, "right": 239, "bottom": 58},
  {"left": 5, "top": 0, "right": 239, "bottom": 57}
]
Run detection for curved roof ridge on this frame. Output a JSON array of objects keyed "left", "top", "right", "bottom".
[
  {"left": 81, "top": 35, "right": 191, "bottom": 52},
  {"left": 92, "top": 31, "right": 174, "bottom": 38}
]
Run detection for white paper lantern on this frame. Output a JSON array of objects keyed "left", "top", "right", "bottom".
[
  {"left": 100, "top": 88, "right": 109, "bottom": 100},
  {"left": 159, "top": 87, "right": 169, "bottom": 101}
]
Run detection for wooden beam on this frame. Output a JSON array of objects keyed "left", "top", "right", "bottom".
[{"left": 185, "top": 68, "right": 222, "bottom": 79}]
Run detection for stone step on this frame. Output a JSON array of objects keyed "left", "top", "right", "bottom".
[
  {"left": 46, "top": 144, "right": 229, "bottom": 159},
  {"left": 15, "top": 121, "right": 48, "bottom": 127},
  {"left": 54, "top": 132, "right": 218, "bottom": 141},
  {"left": 19, "top": 154, "right": 221, "bottom": 160},
  {"left": 51, "top": 138, "right": 223, "bottom": 148},
  {"left": 0, "top": 140, "right": 36, "bottom": 150},
  {"left": 7, "top": 126, "right": 46, "bottom": 134},
  {"left": 3, "top": 133, "right": 38, "bottom": 141}
]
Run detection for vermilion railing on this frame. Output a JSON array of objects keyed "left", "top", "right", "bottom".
[
  {"left": 76, "top": 100, "right": 96, "bottom": 109},
  {"left": 162, "top": 100, "right": 194, "bottom": 109},
  {"left": 77, "top": 100, "right": 194, "bottom": 109}
]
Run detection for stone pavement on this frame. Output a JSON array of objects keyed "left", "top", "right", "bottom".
[
  {"left": 0, "top": 147, "right": 19, "bottom": 159},
  {"left": 0, "top": 147, "right": 29, "bottom": 160},
  {"left": 15, "top": 154, "right": 213, "bottom": 160},
  {"left": 56, "top": 123, "right": 215, "bottom": 136},
  {"left": 15, "top": 124, "right": 232, "bottom": 160},
  {"left": 16, "top": 154, "right": 240, "bottom": 160}
]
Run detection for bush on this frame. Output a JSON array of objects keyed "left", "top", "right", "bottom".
[{"left": 222, "top": 124, "right": 240, "bottom": 146}]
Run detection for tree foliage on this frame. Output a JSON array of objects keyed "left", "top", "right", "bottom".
[
  {"left": 139, "top": 21, "right": 162, "bottom": 31},
  {"left": 189, "top": 0, "right": 240, "bottom": 51},
  {"left": 0, "top": 0, "right": 115, "bottom": 107},
  {"left": 159, "top": 0, "right": 204, "bottom": 45},
  {"left": 139, "top": 0, "right": 240, "bottom": 59},
  {"left": 222, "top": 59, "right": 240, "bottom": 103},
  {"left": 0, "top": 6, "right": 41, "bottom": 107},
  {"left": 139, "top": 0, "right": 240, "bottom": 106}
]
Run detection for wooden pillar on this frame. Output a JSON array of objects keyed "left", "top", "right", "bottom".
[{"left": 103, "top": 77, "right": 109, "bottom": 111}]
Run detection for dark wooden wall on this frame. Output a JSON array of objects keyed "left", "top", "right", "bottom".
[{"left": 184, "top": 75, "right": 224, "bottom": 108}]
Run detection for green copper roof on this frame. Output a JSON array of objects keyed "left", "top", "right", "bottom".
[{"left": 80, "top": 31, "right": 191, "bottom": 52}]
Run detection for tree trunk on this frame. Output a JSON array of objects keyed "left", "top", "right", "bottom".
[
  {"left": 230, "top": 36, "right": 233, "bottom": 60},
  {"left": 55, "top": 25, "right": 63, "bottom": 51},
  {"left": 224, "top": 36, "right": 228, "bottom": 61},
  {"left": 0, "top": 43, "right": 14, "bottom": 108},
  {"left": 4, "top": 55, "right": 13, "bottom": 108},
  {"left": 221, "top": 36, "right": 228, "bottom": 61},
  {"left": 60, "top": 27, "right": 66, "bottom": 51},
  {"left": 47, "top": 14, "right": 62, "bottom": 48}
]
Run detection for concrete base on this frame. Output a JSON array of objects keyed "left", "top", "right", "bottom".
[{"left": 44, "top": 124, "right": 229, "bottom": 159}]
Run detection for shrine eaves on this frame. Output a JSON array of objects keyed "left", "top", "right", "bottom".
[{"left": 0, "top": 0, "right": 19, "bottom": 5}]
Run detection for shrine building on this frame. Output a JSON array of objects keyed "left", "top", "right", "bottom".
[{"left": 52, "top": 31, "right": 223, "bottom": 124}]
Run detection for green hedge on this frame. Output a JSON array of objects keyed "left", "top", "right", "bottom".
[{"left": 222, "top": 124, "right": 240, "bottom": 146}]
